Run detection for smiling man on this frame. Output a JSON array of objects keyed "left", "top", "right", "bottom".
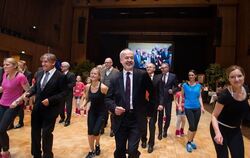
[
  {"left": 105, "top": 48, "right": 154, "bottom": 158},
  {"left": 26, "top": 53, "right": 67, "bottom": 158}
]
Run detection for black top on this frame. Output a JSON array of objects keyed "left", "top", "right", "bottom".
[
  {"left": 217, "top": 88, "right": 250, "bottom": 127},
  {"left": 88, "top": 82, "right": 106, "bottom": 113}
]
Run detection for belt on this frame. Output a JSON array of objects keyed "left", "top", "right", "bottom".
[{"left": 218, "top": 121, "right": 237, "bottom": 129}]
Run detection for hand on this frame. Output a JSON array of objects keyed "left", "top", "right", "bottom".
[
  {"left": 158, "top": 105, "right": 164, "bottom": 111},
  {"left": 214, "top": 133, "right": 223, "bottom": 145},
  {"left": 115, "top": 106, "right": 125, "bottom": 116},
  {"left": 201, "top": 107, "right": 205, "bottom": 113},
  {"left": 41, "top": 99, "right": 49, "bottom": 106},
  {"left": 10, "top": 101, "right": 18, "bottom": 108},
  {"left": 168, "top": 89, "right": 173, "bottom": 94}
]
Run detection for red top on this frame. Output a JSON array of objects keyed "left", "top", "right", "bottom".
[{"left": 73, "top": 82, "right": 85, "bottom": 97}]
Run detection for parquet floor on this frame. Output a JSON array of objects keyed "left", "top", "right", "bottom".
[{"left": 8, "top": 105, "right": 250, "bottom": 158}]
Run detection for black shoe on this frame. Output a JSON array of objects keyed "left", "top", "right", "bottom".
[
  {"left": 148, "top": 145, "right": 154, "bottom": 153},
  {"left": 14, "top": 123, "right": 24, "bottom": 129},
  {"left": 64, "top": 121, "right": 70, "bottom": 127},
  {"left": 158, "top": 134, "right": 162, "bottom": 140},
  {"left": 110, "top": 130, "right": 114, "bottom": 137},
  {"left": 7, "top": 124, "right": 14, "bottom": 130},
  {"left": 141, "top": 141, "right": 147, "bottom": 148},
  {"left": 95, "top": 145, "right": 101, "bottom": 156},
  {"left": 163, "top": 131, "right": 167, "bottom": 138},
  {"left": 59, "top": 118, "right": 64, "bottom": 123},
  {"left": 85, "top": 151, "right": 95, "bottom": 158}
]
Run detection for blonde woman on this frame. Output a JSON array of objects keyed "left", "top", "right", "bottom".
[
  {"left": 81, "top": 67, "right": 108, "bottom": 158},
  {"left": 0, "top": 58, "right": 29, "bottom": 158}
]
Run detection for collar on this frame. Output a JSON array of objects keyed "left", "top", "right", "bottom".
[
  {"left": 46, "top": 67, "right": 56, "bottom": 75},
  {"left": 123, "top": 69, "right": 133, "bottom": 76}
]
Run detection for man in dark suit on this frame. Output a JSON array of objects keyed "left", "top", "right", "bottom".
[
  {"left": 12, "top": 60, "right": 33, "bottom": 129},
  {"left": 105, "top": 49, "right": 154, "bottom": 158},
  {"left": 140, "top": 63, "right": 161, "bottom": 153},
  {"left": 59, "top": 61, "right": 76, "bottom": 127},
  {"left": 157, "top": 63, "right": 178, "bottom": 140},
  {"left": 25, "top": 53, "right": 67, "bottom": 158},
  {"left": 100, "top": 57, "right": 119, "bottom": 136}
]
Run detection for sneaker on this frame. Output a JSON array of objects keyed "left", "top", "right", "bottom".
[
  {"left": 1, "top": 151, "right": 11, "bottom": 158},
  {"left": 190, "top": 141, "right": 197, "bottom": 149},
  {"left": 180, "top": 128, "right": 184, "bottom": 136},
  {"left": 175, "top": 130, "right": 181, "bottom": 137},
  {"left": 85, "top": 151, "right": 95, "bottom": 158},
  {"left": 95, "top": 145, "right": 101, "bottom": 156},
  {"left": 186, "top": 143, "right": 193, "bottom": 153}
]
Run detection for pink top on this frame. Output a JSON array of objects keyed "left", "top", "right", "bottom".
[
  {"left": 175, "top": 91, "right": 184, "bottom": 111},
  {"left": 0, "top": 72, "right": 28, "bottom": 107},
  {"left": 73, "top": 82, "right": 85, "bottom": 97}
]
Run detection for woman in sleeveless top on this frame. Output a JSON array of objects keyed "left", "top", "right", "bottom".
[
  {"left": 81, "top": 67, "right": 108, "bottom": 158},
  {"left": 210, "top": 65, "right": 250, "bottom": 158},
  {"left": 0, "top": 58, "right": 29, "bottom": 158}
]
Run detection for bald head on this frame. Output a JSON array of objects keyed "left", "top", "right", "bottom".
[{"left": 104, "top": 57, "right": 113, "bottom": 69}]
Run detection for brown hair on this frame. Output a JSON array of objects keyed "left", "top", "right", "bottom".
[
  {"left": 226, "top": 65, "right": 245, "bottom": 79},
  {"left": 90, "top": 67, "right": 101, "bottom": 81}
]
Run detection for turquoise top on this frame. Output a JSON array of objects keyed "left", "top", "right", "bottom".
[{"left": 183, "top": 82, "right": 202, "bottom": 109}]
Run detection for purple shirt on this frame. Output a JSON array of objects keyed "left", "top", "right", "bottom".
[{"left": 0, "top": 72, "right": 28, "bottom": 107}]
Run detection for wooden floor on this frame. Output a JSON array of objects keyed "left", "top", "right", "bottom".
[{"left": 8, "top": 105, "right": 250, "bottom": 158}]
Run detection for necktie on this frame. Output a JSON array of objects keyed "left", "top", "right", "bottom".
[
  {"left": 125, "top": 72, "right": 131, "bottom": 110},
  {"left": 41, "top": 72, "right": 50, "bottom": 90},
  {"left": 162, "top": 74, "right": 166, "bottom": 84}
]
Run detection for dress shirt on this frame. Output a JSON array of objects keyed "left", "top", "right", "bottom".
[{"left": 123, "top": 69, "right": 133, "bottom": 109}]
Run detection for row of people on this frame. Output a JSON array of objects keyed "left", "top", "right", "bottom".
[{"left": 0, "top": 50, "right": 249, "bottom": 158}]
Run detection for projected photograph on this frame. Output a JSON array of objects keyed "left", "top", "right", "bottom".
[{"left": 128, "top": 42, "right": 173, "bottom": 69}]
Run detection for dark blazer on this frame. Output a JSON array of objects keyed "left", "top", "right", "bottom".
[
  {"left": 65, "top": 71, "right": 76, "bottom": 95},
  {"left": 146, "top": 74, "right": 161, "bottom": 113},
  {"left": 101, "top": 67, "right": 120, "bottom": 88},
  {"left": 159, "top": 73, "right": 178, "bottom": 105},
  {"left": 28, "top": 69, "right": 67, "bottom": 118},
  {"left": 24, "top": 70, "right": 32, "bottom": 86},
  {"left": 105, "top": 68, "right": 154, "bottom": 133}
]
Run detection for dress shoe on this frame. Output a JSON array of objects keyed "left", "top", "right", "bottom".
[
  {"left": 7, "top": 124, "right": 14, "bottom": 130},
  {"left": 141, "top": 141, "right": 147, "bottom": 148},
  {"left": 110, "top": 130, "right": 114, "bottom": 137},
  {"left": 64, "top": 121, "right": 70, "bottom": 127},
  {"left": 14, "top": 123, "right": 24, "bottom": 129},
  {"left": 158, "top": 134, "right": 162, "bottom": 140},
  {"left": 163, "top": 131, "right": 167, "bottom": 138},
  {"left": 58, "top": 118, "right": 64, "bottom": 123},
  {"left": 147, "top": 145, "right": 154, "bottom": 153}
]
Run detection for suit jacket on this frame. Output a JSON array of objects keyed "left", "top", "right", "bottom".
[
  {"left": 28, "top": 69, "right": 67, "bottom": 118},
  {"left": 24, "top": 70, "right": 32, "bottom": 86},
  {"left": 159, "top": 73, "right": 178, "bottom": 105},
  {"left": 65, "top": 71, "right": 76, "bottom": 96},
  {"left": 105, "top": 68, "right": 154, "bottom": 133},
  {"left": 146, "top": 74, "right": 161, "bottom": 113},
  {"left": 101, "top": 67, "right": 119, "bottom": 88}
]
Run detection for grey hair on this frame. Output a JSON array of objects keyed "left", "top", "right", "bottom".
[
  {"left": 61, "top": 61, "right": 70, "bottom": 68},
  {"left": 119, "top": 48, "right": 133, "bottom": 60},
  {"left": 40, "top": 53, "right": 57, "bottom": 62}
]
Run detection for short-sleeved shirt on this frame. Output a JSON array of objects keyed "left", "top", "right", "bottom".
[
  {"left": 217, "top": 88, "right": 250, "bottom": 127},
  {"left": 73, "top": 82, "right": 85, "bottom": 97},
  {"left": 183, "top": 82, "right": 202, "bottom": 109},
  {"left": 0, "top": 72, "right": 28, "bottom": 107}
]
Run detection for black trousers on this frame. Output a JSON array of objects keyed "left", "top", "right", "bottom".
[
  {"left": 0, "top": 105, "right": 20, "bottom": 152},
  {"left": 59, "top": 94, "right": 73, "bottom": 122},
  {"left": 185, "top": 108, "right": 201, "bottom": 132},
  {"left": 141, "top": 109, "right": 157, "bottom": 146},
  {"left": 102, "top": 112, "right": 114, "bottom": 132},
  {"left": 210, "top": 124, "right": 244, "bottom": 158},
  {"left": 158, "top": 102, "right": 172, "bottom": 134},
  {"left": 31, "top": 110, "right": 57, "bottom": 158},
  {"left": 114, "top": 112, "right": 141, "bottom": 158}
]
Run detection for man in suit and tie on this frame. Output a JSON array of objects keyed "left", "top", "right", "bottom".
[
  {"left": 105, "top": 49, "right": 154, "bottom": 158},
  {"left": 157, "top": 63, "right": 178, "bottom": 140},
  {"left": 59, "top": 61, "right": 76, "bottom": 127},
  {"left": 140, "top": 63, "right": 161, "bottom": 153},
  {"left": 25, "top": 53, "right": 67, "bottom": 158},
  {"left": 100, "top": 57, "right": 119, "bottom": 136}
]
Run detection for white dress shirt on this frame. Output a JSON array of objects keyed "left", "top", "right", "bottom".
[
  {"left": 123, "top": 69, "right": 133, "bottom": 109},
  {"left": 40, "top": 67, "right": 56, "bottom": 88}
]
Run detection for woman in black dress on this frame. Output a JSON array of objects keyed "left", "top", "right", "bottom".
[
  {"left": 82, "top": 67, "right": 108, "bottom": 158},
  {"left": 210, "top": 65, "right": 250, "bottom": 158}
]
